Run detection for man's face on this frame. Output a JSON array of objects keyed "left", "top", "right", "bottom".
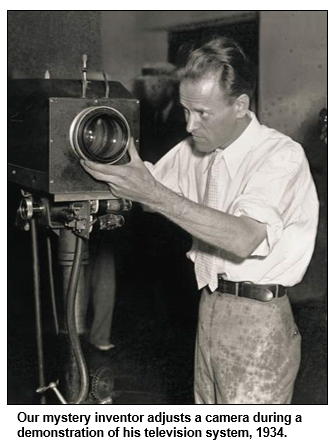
[
  {"left": 144, "top": 77, "right": 174, "bottom": 109},
  {"left": 179, "top": 75, "right": 240, "bottom": 153}
]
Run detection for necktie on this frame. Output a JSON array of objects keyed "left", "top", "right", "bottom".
[{"left": 194, "top": 149, "right": 225, "bottom": 291}]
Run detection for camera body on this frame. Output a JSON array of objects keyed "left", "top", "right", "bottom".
[{"left": 8, "top": 79, "right": 140, "bottom": 201}]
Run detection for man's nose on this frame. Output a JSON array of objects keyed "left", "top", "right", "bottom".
[{"left": 186, "top": 114, "right": 200, "bottom": 133}]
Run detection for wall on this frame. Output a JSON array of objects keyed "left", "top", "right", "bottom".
[
  {"left": 7, "top": 11, "right": 256, "bottom": 89},
  {"left": 100, "top": 11, "right": 167, "bottom": 91},
  {"left": 101, "top": 11, "right": 327, "bottom": 138},
  {"left": 259, "top": 11, "right": 327, "bottom": 142},
  {"left": 8, "top": 11, "right": 102, "bottom": 79},
  {"left": 8, "top": 11, "right": 327, "bottom": 123},
  {"left": 258, "top": 11, "right": 327, "bottom": 304},
  {"left": 100, "top": 11, "right": 254, "bottom": 90},
  {"left": 136, "top": 10, "right": 255, "bottom": 29}
]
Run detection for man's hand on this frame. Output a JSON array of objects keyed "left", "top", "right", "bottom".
[
  {"left": 81, "top": 139, "right": 266, "bottom": 258},
  {"left": 80, "top": 139, "right": 157, "bottom": 203}
]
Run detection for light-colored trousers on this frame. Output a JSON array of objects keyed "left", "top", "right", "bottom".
[{"left": 194, "top": 288, "right": 301, "bottom": 404}]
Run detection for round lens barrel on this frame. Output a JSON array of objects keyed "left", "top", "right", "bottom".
[{"left": 70, "top": 106, "right": 130, "bottom": 164}]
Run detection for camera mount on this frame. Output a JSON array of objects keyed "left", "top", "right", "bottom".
[
  {"left": 8, "top": 73, "right": 139, "bottom": 404},
  {"left": 16, "top": 191, "right": 132, "bottom": 404}
]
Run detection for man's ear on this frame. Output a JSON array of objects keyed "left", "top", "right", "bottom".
[{"left": 235, "top": 94, "right": 250, "bottom": 118}]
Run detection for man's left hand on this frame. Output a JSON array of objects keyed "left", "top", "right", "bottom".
[{"left": 80, "top": 138, "right": 157, "bottom": 203}]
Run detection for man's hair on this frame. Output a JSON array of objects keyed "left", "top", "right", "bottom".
[{"left": 178, "top": 37, "right": 256, "bottom": 102}]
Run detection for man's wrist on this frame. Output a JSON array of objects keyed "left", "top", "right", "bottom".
[{"left": 141, "top": 177, "right": 165, "bottom": 211}]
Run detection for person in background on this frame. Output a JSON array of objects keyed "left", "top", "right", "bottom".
[
  {"left": 133, "top": 62, "right": 188, "bottom": 163},
  {"left": 81, "top": 37, "right": 319, "bottom": 404},
  {"left": 87, "top": 230, "right": 116, "bottom": 351},
  {"left": 133, "top": 62, "right": 196, "bottom": 323},
  {"left": 79, "top": 71, "right": 118, "bottom": 352}
]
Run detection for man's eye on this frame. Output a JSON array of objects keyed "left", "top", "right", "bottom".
[{"left": 199, "top": 111, "right": 208, "bottom": 118}]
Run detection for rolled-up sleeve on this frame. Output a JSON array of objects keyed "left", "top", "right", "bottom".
[
  {"left": 229, "top": 142, "right": 303, "bottom": 257},
  {"left": 231, "top": 197, "right": 284, "bottom": 256}
]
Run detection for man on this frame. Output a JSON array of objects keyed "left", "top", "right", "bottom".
[
  {"left": 81, "top": 37, "right": 319, "bottom": 404},
  {"left": 133, "top": 62, "right": 188, "bottom": 163},
  {"left": 88, "top": 230, "right": 116, "bottom": 351},
  {"left": 133, "top": 62, "right": 194, "bottom": 321}
]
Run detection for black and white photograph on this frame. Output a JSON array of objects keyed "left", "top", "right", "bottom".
[{"left": 7, "top": 10, "right": 327, "bottom": 411}]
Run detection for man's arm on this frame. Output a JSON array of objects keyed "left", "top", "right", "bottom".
[
  {"left": 142, "top": 180, "right": 266, "bottom": 258},
  {"left": 81, "top": 141, "right": 266, "bottom": 259}
]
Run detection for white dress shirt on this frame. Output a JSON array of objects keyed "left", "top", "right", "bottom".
[{"left": 145, "top": 111, "right": 319, "bottom": 287}]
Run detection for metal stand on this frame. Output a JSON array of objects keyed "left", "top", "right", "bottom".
[
  {"left": 58, "top": 228, "right": 90, "bottom": 404},
  {"left": 17, "top": 193, "right": 131, "bottom": 404}
]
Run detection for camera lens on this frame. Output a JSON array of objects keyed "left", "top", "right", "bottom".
[
  {"left": 70, "top": 106, "right": 130, "bottom": 164},
  {"left": 81, "top": 115, "right": 125, "bottom": 161}
]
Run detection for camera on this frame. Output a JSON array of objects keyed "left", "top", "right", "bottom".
[{"left": 8, "top": 79, "right": 140, "bottom": 201}]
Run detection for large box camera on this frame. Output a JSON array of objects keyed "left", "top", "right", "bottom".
[{"left": 8, "top": 79, "right": 140, "bottom": 201}]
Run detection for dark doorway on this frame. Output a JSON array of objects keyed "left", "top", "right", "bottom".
[{"left": 167, "top": 15, "right": 259, "bottom": 112}]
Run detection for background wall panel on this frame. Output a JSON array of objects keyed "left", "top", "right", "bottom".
[{"left": 8, "top": 11, "right": 102, "bottom": 79}]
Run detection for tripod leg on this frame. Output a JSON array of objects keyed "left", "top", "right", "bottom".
[{"left": 30, "top": 218, "right": 46, "bottom": 404}]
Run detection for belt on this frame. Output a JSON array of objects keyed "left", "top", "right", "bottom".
[{"left": 217, "top": 277, "right": 287, "bottom": 302}]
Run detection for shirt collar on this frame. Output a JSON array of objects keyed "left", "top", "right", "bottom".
[{"left": 219, "top": 111, "right": 262, "bottom": 179}]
